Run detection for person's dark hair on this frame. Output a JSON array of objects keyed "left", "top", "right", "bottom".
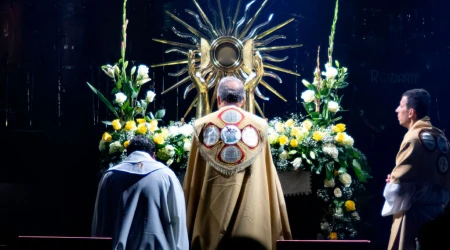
[
  {"left": 402, "top": 88, "right": 431, "bottom": 119},
  {"left": 217, "top": 76, "right": 245, "bottom": 104},
  {"left": 126, "top": 135, "right": 155, "bottom": 156}
]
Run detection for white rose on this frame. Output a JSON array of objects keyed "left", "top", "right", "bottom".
[
  {"left": 343, "top": 134, "right": 354, "bottom": 146},
  {"left": 324, "top": 178, "right": 335, "bottom": 188},
  {"left": 115, "top": 92, "right": 127, "bottom": 105},
  {"left": 166, "top": 159, "right": 174, "bottom": 166},
  {"left": 292, "top": 157, "right": 302, "bottom": 170},
  {"left": 137, "top": 65, "right": 149, "bottom": 78},
  {"left": 334, "top": 188, "right": 342, "bottom": 197},
  {"left": 280, "top": 151, "right": 288, "bottom": 160},
  {"left": 146, "top": 91, "right": 156, "bottom": 103},
  {"left": 301, "top": 90, "right": 315, "bottom": 103},
  {"left": 183, "top": 141, "right": 192, "bottom": 152},
  {"left": 324, "top": 64, "right": 338, "bottom": 79},
  {"left": 179, "top": 124, "right": 194, "bottom": 137},
  {"left": 339, "top": 173, "right": 352, "bottom": 187},
  {"left": 168, "top": 126, "right": 179, "bottom": 136},
  {"left": 327, "top": 101, "right": 339, "bottom": 113},
  {"left": 165, "top": 145, "right": 176, "bottom": 157}
]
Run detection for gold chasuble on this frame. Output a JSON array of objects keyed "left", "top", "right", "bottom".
[{"left": 183, "top": 105, "right": 292, "bottom": 250}]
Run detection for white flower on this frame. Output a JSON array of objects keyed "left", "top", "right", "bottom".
[
  {"left": 339, "top": 173, "right": 352, "bottom": 187},
  {"left": 352, "top": 211, "right": 360, "bottom": 221},
  {"left": 334, "top": 207, "right": 343, "bottom": 218},
  {"left": 166, "top": 159, "right": 174, "bottom": 166},
  {"left": 334, "top": 188, "right": 342, "bottom": 197},
  {"left": 295, "top": 127, "right": 309, "bottom": 142},
  {"left": 322, "top": 143, "right": 339, "bottom": 160},
  {"left": 268, "top": 133, "right": 279, "bottom": 144},
  {"left": 343, "top": 134, "right": 354, "bottom": 146},
  {"left": 280, "top": 150, "right": 288, "bottom": 160},
  {"left": 102, "top": 64, "right": 115, "bottom": 78},
  {"left": 165, "top": 145, "right": 176, "bottom": 157},
  {"left": 292, "top": 157, "right": 302, "bottom": 170},
  {"left": 115, "top": 92, "right": 127, "bottom": 105},
  {"left": 168, "top": 126, "right": 180, "bottom": 136},
  {"left": 323, "top": 64, "right": 338, "bottom": 79},
  {"left": 179, "top": 124, "right": 194, "bottom": 137},
  {"left": 137, "top": 65, "right": 149, "bottom": 78},
  {"left": 302, "top": 79, "right": 310, "bottom": 87},
  {"left": 301, "top": 90, "right": 315, "bottom": 103},
  {"left": 327, "top": 101, "right": 340, "bottom": 113},
  {"left": 275, "top": 122, "right": 285, "bottom": 132},
  {"left": 109, "top": 141, "right": 124, "bottom": 154},
  {"left": 183, "top": 141, "right": 192, "bottom": 152},
  {"left": 324, "top": 178, "right": 335, "bottom": 188},
  {"left": 146, "top": 91, "right": 156, "bottom": 103},
  {"left": 320, "top": 222, "right": 330, "bottom": 231}
]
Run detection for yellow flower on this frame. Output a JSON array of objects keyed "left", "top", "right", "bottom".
[
  {"left": 275, "top": 122, "right": 285, "bottom": 133},
  {"left": 335, "top": 132, "right": 345, "bottom": 143},
  {"left": 302, "top": 119, "right": 313, "bottom": 130},
  {"left": 285, "top": 119, "right": 295, "bottom": 128},
  {"left": 290, "top": 139, "right": 298, "bottom": 147},
  {"left": 149, "top": 120, "right": 158, "bottom": 132},
  {"left": 334, "top": 169, "right": 339, "bottom": 176},
  {"left": 290, "top": 127, "right": 300, "bottom": 136},
  {"left": 153, "top": 133, "right": 165, "bottom": 145},
  {"left": 137, "top": 123, "right": 148, "bottom": 134},
  {"left": 278, "top": 135, "right": 289, "bottom": 145},
  {"left": 136, "top": 118, "right": 146, "bottom": 124},
  {"left": 112, "top": 119, "right": 122, "bottom": 130},
  {"left": 123, "top": 140, "right": 130, "bottom": 148},
  {"left": 161, "top": 128, "right": 169, "bottom": 139},
  {"left": 333, "top": 123, "right": 346, "bottom": 133},
  {"left": 313, "top": 131, "right": 323, "bottom": 141},
  {"left": 345, "top": 200, "right": 356, "bottom": 211},
  {"left": 102, "top": 132, "right": 112, "bottom": 142},
  {"left": 329, "top": 232, "right": 338, "bottom": 240},
  {"left": 124, "top": 121, "right": 136, "bottom": 131}
]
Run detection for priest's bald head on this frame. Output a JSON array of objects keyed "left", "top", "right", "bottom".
[{"left": 217, "top": 76, "right": 246, "bottom": 108}]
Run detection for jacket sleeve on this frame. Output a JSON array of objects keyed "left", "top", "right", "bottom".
[
  {"left": 166, "top": 173, "right": 189, "bottom": 250},
  {"left": 91, "top": 172, "right": 113, "bottom": 236}
]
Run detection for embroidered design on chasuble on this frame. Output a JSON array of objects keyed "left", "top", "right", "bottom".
[{"left": 198, "top": 107, "right": 265, "bottom": 176}]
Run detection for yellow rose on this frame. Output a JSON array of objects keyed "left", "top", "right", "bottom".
[
  {"left": 102, "top": 132, "right": 112, "bottom": 142},
  {"left": 153, "top": 133, "right": 165, "bottom": 145},
  {"left": 290, "top": 139, "right": 298, "bottom": 147},
  {"left": 136, "top": 118, "right": 146, "bottom": 124},
  {"left": 161, "top": 128, "right": 169, "bottom": 139},
  {"left": 333, "top": 123, "right": 346, "bottom": 133},
  {"left": 112, "top": 119, "right": 122, "bottom": 130},
  {"left": 302, "top": 119, "right": 313, "bottom": 130},
  {"left": 345, "top": 200, "right": 356, "bottom": 211},
  {"left": 278, "top": 135, "right": 288, "bottom": 145},
  {"left": 137, "top": 123, "right": 148, "bottom": 134},
  {"left": 290, "top": 127, "right": 300, "bottom": 136},
  {"left": 149, "top": 120, "right": 158, "bottom": 132},
  {"left": 124, "top": 121, "right": 136, "bottom": 131},
  {"left": 312, "top": 131, "right": 323, "bottom": 141},
  {"left": 123, "top": 140, "right": 130, "bottom": 148},
  {"left": 335, "top": 132, "right": 345, "bottom": 143},
  {"left": 285, "top": 119, "right": 295, "bottom": 128},
  {"left": 329, "top": 232, "right": 338, "bottom": 240}
]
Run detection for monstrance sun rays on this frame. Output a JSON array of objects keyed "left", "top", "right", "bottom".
[{"left": 151, "top": 0, "right": 302, "bottom": 118}]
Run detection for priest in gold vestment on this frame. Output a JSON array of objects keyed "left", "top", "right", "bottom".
[{"left": 183, "top": 76, "right": 292, "bottom": 250}]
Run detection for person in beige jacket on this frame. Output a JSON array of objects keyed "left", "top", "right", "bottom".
[
  {"left": 183, "top": 76, "right": 292, "bottom": 250},
  {"left": 382, "top": 88, "right": 450, "bottom": 250}
]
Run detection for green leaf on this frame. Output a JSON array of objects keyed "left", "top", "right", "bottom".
[
  {"left": 310, "top": 112, "right": 320, "bottom": 119},
  {"left": 155, "top": 109, "right": 166, "bottom": 119},
  {"left": 307, "top": 84, "right": 318, "bottom": 92},
  {"left": 337, "top": 81, "right": 349, "bottom": 89},
  {"left": 102, "top": 121, "right": 113, "bottom": 125},
  {"left": 288, "top": 150, "right": 298, "bottom": 155},
  {"left": 331, "top": 116, "right": 342, "bottom": 122},
  {"left": 309, "top": 151, "right": 316, "bottom": 159},
  {"left": 111, "top": 87, "right": 119, "bottom": 94},
  {"left": 123, "top": 61, "right": 129, "bottom": 70},
  {"left": 352, "top": 159, "right": 367, "bottom": 183},
  {"left": 116, "top": 79, "right": 122, "bottom": 89},
  {"left": 325, "top": 162, "right": 334, "bottom": 180},
  {"left": 86, "top": 82, "right": 119, "bottom": 118},
  {"left": 131, "top": 66, "right": 136, "bottom": 76},
  {"left": 335, "top": 60, "right": 340, "bottom": 68},
  {"left": 148, "top": 112, "right": 155, "bottom": 119}
]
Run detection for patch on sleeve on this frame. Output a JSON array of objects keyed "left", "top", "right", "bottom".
[
  {"left": 437, "top": 154, "right": 449, "bottom": 175},
  {"left": 419, "top": 130, "right": 436, "bottom": 152},
  {"left": 437, "top": 134, "right": 449, "bottom": 154}
]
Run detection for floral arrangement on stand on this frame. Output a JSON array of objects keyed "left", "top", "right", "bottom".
[
  {"left": 87, "top": 0, "right": 194, "bottom": 171},
  {"left": 268, "top": 0, "right": 371, "bottom": 239}
]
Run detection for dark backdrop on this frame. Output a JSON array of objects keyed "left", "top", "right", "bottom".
[{"left": 1, "top": 0, "right": 449, "bottom": 249}]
